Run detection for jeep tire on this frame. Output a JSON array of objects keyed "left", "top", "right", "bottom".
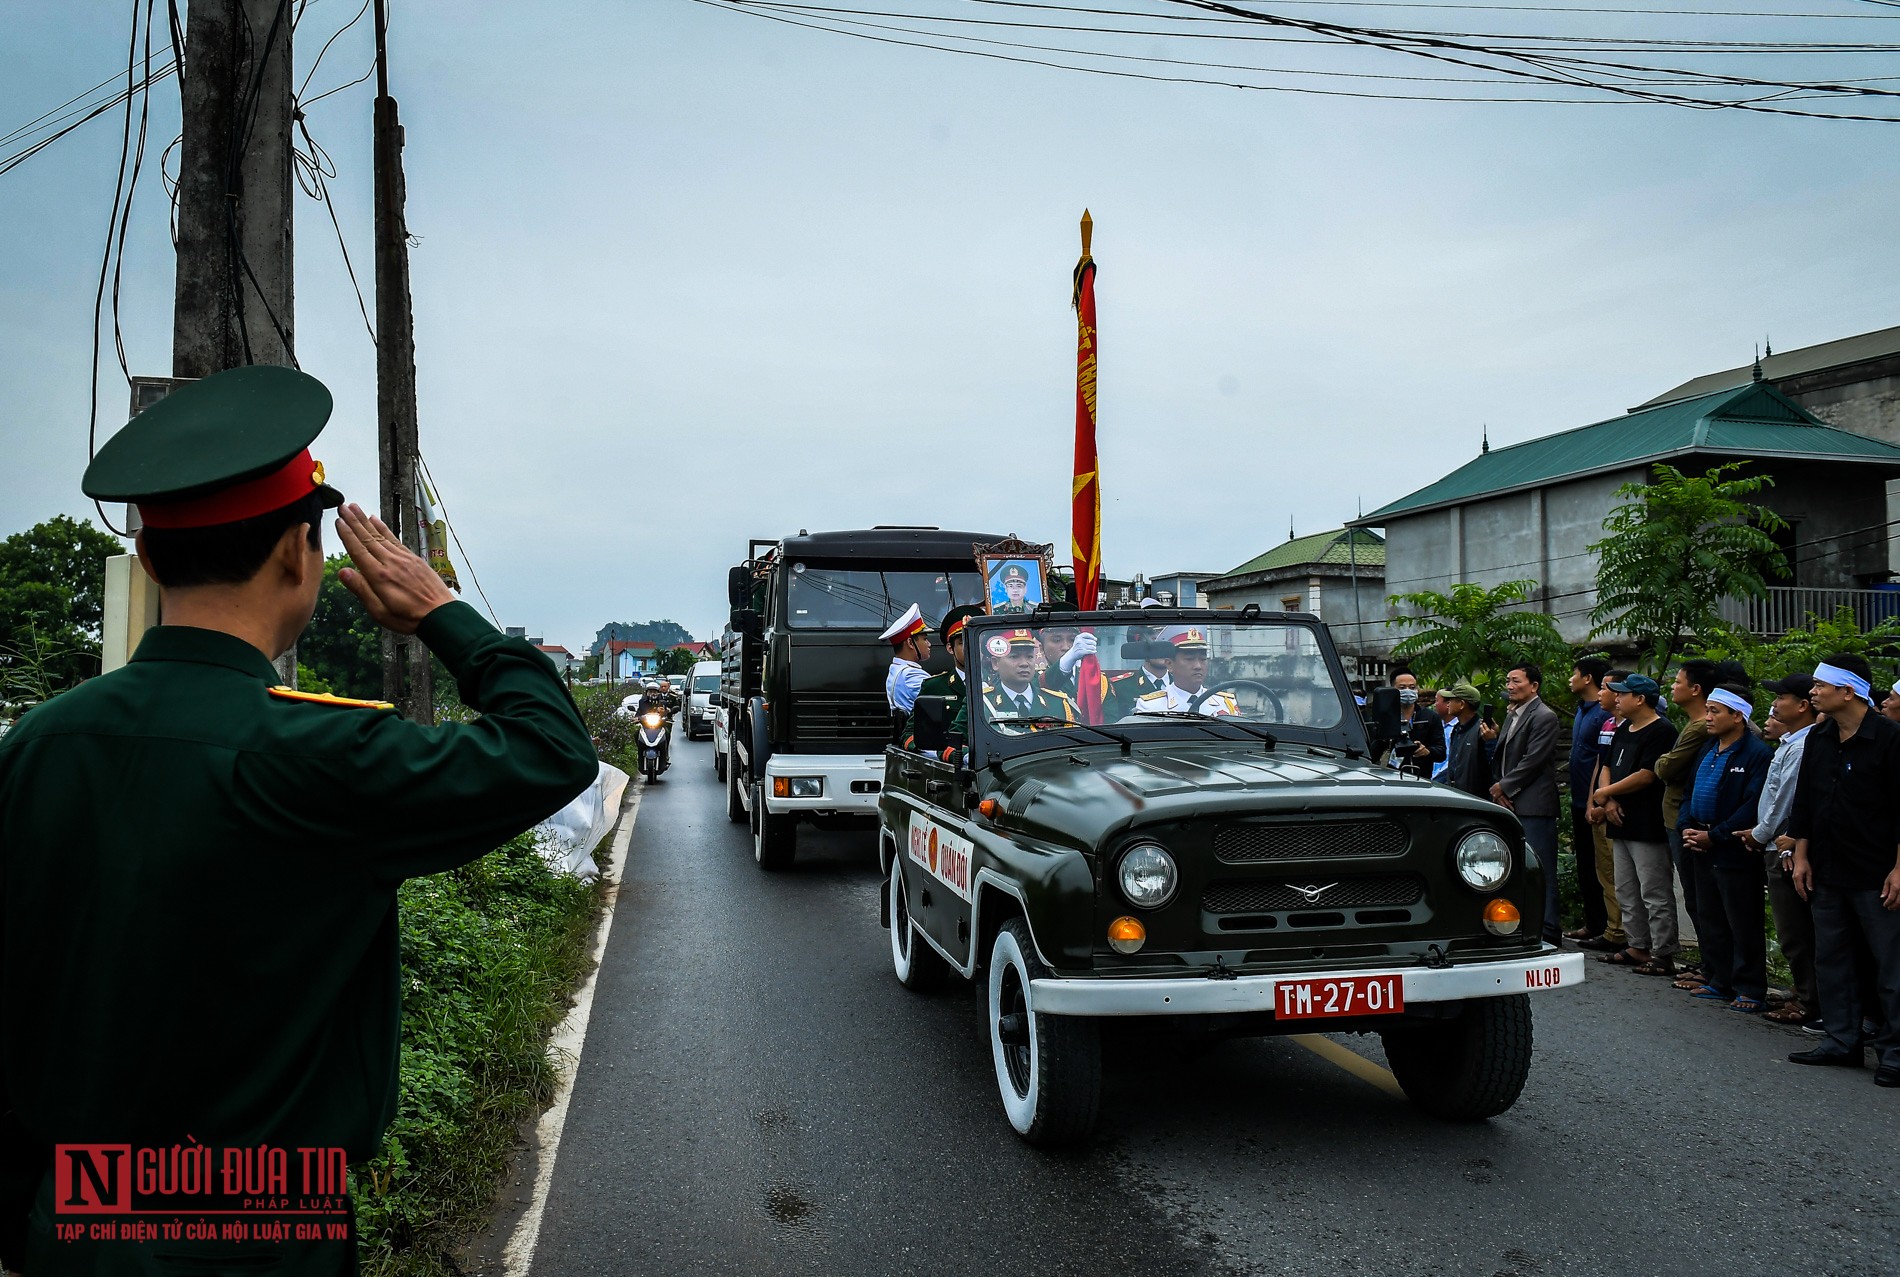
[
  {"left": 889, "top": 856, "right": 950, "bottom": 992},
  {"left": 987, "top": 917, "right": 1101, "bottom": 1145},
  {"left": 1380, "top": 995, "right": 1533, "bottom": 1121},
  {"left": 753, "top": 787, "right": 796, "bottom": 871}
]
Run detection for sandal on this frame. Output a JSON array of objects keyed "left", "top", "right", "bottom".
[
  {"left": 1729, "top": 996, "right": 1766, "bottom": 1015},
  {"left": 1673, "top": 973, "right": 1704, "bottom": 990},
  {"left": 1598, "top": 948, "right": 1648, "bottom": 965},
  {"left": 1634, "top": 960, "right": 1677, "bottom": 977},
  {"left": 1765, "top": 1002, "right": 1810, "bottom": 1025},
  {"left": 1563, "top": 926, "right": 1594, "bottom": 941},
  {"left": 1577, "top": 936, "right": 1623, "bottom": 952},
  {"left": 1690, "top": 986, "right": 1732, "bottom": 1001}
]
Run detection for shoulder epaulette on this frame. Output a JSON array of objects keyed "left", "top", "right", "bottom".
[{"left": 269, "top": 685, "right": 395, "bottom": 710}]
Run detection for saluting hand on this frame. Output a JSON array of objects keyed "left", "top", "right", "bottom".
[{"left": 335, "top": 503, "right": 456, "bottom": 635}]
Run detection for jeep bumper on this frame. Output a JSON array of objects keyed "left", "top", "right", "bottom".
[{"left": 1029, "top": 948, "right": 1584, "bottom": 1017}]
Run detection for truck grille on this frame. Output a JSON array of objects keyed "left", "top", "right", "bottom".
[
  {"left": 1213, "top": 819, "right": 1407, "bottom": 864},
  {"left": 1202, "top": 874, "right": 1425, "bottom": 914},
  {"left": 796, "top": 693, "right": 891, "bottom": 743}
]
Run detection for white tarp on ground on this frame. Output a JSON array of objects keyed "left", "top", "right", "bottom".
[{"left": 532, "top": 761, "right": 629, "bottom": 881}]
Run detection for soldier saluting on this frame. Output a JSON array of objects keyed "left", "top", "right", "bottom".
[{"left": 0, "top": 367, "right": 598, "bottom": 1274}]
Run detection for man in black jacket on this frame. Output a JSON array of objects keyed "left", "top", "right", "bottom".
[
  {"left": 1787, "top": 653, "right": 1900, "bottom": 1083},
  {"left": 1441, "top": 681, "right": 1494, "bottom": 799},
  {"left": 1382, "top": 669, "right": 1447, "bottom": 779}
]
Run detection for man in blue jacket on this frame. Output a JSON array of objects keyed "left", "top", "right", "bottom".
[{"left": 1679, "top": 684, "right": 1775, "bottom": 1012}]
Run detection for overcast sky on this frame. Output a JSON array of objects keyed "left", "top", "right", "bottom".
[{"left": 4, "top": 1, "right": 1899, "bottom": 654}]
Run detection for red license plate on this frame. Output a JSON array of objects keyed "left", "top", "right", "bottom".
[{"left": 1274, "top": 974, "right": 1404, "bottom": 1020}]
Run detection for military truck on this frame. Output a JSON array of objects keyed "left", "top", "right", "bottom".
[{"left": 719, "top": 528, "right": 1003, "bottom": 870}]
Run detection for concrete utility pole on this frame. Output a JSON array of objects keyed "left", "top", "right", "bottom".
[
  {"left": 372, "top": 0, "right": 432, "bottom": 721},
  {"left": 172, "top": 0, "right": 297, "bottom": 682}
]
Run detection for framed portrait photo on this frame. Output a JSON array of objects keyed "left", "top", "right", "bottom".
[{"left": 982, "top": 555, "right": 1047, "bottom": 616}]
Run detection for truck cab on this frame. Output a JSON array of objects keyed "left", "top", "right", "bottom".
[{"left": 720, "top": 528, "right": 1004, "bottom": 870}]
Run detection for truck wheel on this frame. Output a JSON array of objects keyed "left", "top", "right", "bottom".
[
  {"left": 725, "top": 758, "right": 744, "bottom": 823},
  {"left": 987, "top": 917, "right": 1100, "bottom": 1144},
  {"left": 889, "top": 855, "right": 950, "bottom": 992},
  {"left": 753, "top": 789, "right": 796, "bottom": 871},
  {"left": 1380, "top": 995, "right": 1533, "bottom": 1121}
]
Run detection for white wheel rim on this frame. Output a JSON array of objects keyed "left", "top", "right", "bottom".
[
  {"left": 889, "top": 859, "right": 913, "bottom": 979},
  {"left": 988, "top": 928, "right": 1038, "bottom": 1134}
]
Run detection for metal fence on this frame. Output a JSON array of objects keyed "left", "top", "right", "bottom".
[{"left": 1718, "top": 587, "right": 1900, "bottom": 636}]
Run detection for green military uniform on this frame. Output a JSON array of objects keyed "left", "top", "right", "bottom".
[
  {"left": 0, "top": 367, "right": 597, "bottom": 1275},
  {"left": 1105, "top": 667, "right": 1166, "bottom": 719},
  {"left": 902, "top": 605, "right": 979, "bottom": 756},
  {"left": 982, "top": 680, "right": 1077, "bottom": 723}
]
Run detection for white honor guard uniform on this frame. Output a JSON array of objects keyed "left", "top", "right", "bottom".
[
  {"left": 879, "top": 603, "right": 929, "bottom": 713},
  {"left": 1134, "top": 625, "right": 1239, "bottom": 717}
]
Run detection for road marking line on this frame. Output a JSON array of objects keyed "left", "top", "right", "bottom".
[
  {"left": 1289, "top": 1033, "right": 1406, "bottom": 1099},
  {"left": 502, "top": 779, "right": 643, "bottom": 1276}
]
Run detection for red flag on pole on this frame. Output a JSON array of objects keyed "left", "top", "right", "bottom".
[{"left": 1072, "top": 211, "right": 1103, "bottom": 723}]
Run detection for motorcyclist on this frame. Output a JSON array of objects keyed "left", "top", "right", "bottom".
[{"left": 635, "top": 679, "right": 674, "bottom": 771}]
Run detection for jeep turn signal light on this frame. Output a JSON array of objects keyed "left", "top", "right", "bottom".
[
  {"left": 978, "top": 798, "right": 1001, "bottom": 819},
  {"left": 1107, "top": 916, "right": 1147, "bottom": 954},
  {"left": 1483, "top": 898, "right": 1521, "bottom": 936}
]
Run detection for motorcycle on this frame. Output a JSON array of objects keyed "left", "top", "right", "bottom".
[{"left": 637, "top": 705, "right": 673, "bottom": 781}]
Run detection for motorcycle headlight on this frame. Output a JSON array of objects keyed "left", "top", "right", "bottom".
[
  {"left": 1117, "top": 842, "right": 1178, "bottom": 910},
  {"left": 1455, "top": 829, "right": 1514, "bottom": 891},
  {"left": 641, "top": 712, "right": 662, "bottom": 729}
]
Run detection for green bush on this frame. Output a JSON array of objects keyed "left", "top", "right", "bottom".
[{"left": 354, "top": 834, "right": 604, "bottom": 1276}]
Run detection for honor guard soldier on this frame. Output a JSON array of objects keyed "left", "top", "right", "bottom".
[
  {"left": 1134, "top": 625, "right": 1240, "bottom": 717},
  {"left": 903, "top": 604, "right": 980, "bottom": 756},
  {"left": 981, "top": 629, "right": 1077, "bottom": 724},
  {"left": 993, "top": 563, "right": 1034, "bottom": 614},
  {"left": 1105, "top": 619, "right": 1170, "bottom": 718},
  {"left": 879, "top": 602, "right": 932, "bottom": 740},
  {"left": 0, "top": 366, "right": 598, "bottom": 1275}
]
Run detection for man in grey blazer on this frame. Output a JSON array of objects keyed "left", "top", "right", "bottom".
[{"left": 1491, "top": 661, "right": 1564, "bottom": 945}]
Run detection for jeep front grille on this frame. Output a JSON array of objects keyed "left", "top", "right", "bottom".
[
  {"left": 1212, "top": 819, "right": 1407, "bottom": 864},
  {"left": 1202, "top": 873, "right": 1425, "bottom": 914}
]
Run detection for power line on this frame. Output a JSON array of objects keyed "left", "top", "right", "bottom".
[{"left": 418, "top": 454, "right": 502, "bottom": 626}]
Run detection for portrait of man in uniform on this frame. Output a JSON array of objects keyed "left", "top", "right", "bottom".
[{"left": 986, "top": 558, "right": 1043, "bottom": 614}]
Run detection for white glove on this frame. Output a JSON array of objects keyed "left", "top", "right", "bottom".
[{"left": 1058, "top": 631, "right": 1098, "bottom": 675}]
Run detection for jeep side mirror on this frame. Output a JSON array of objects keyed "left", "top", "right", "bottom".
[
  {"left": 727, "top": 565, "right": 751, "bottom": 609},
  {"left": 1366, "top": 687, "right": 1403, "bottom": 746}
]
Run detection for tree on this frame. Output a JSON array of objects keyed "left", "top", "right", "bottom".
[
  {"left": 1589, "top": 462, "right": 1788, "bottom": 676},
  {"left": 297, "top": 556, "right": 383, "bottom": 700},
  {"left": 1387, "top": 579, "right": 1573, "bottom": 701},
  {"left": 1690, "top": 606, "right": 1900, "bottom": 696},
  {"left": 591, "top": 620, "right": 695, "bottom": 653},
  {"left": 655, "top": 647, "right": 701, "bottom": 676},
  {"left": 0, "top": 515, "right": 124, "bottom": 691}
]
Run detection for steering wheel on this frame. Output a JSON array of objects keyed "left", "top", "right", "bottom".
[{"left": 1189, "top": 679, "right": 1283, "bottom": 720}]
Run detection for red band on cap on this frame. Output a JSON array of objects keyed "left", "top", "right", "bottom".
[
  {"left": 138, "top": 449, "right": 324, "bottom": 529},
  {"left": 944, "top": 616, "right": 968, "bottom": 641},
  {"left": 889, "top": 616, "right": 927, "bottom": 646}
]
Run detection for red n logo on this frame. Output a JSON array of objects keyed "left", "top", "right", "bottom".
[{"left": 55, "top": 1145, "right": 131, "bottom": 1213}]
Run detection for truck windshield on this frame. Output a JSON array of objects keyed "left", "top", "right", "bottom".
[
  {"left": 786, "top": 565, "right": 985, "bottom": 630},
  {"left": 974, "top": 618, "right": 1346, "bottom": 736}
]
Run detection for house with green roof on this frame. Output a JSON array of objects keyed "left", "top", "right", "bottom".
[
  {"left": 1202, "top": 527, "right": 1394, "bottom": 659},
  {"left": 1348, "top": 380, "right": 1900, "bottom": 645}
]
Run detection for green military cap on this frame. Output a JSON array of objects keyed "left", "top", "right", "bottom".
[
  {"left": 1001, "top": 563, "right": 1028, "bottom": 585},
  {"left": 82, "top": 365, "right": 344, "bottom": 528},
  {"left": 939, "top": 604, "right": 983, "bottom": 644}
]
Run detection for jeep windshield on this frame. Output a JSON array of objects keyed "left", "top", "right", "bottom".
[
  {"left": 786, "top": 564, "right": 986, "bottom": 630},
  {"left": 971, "top": 617, "right": 1348, "bottom": 739}
]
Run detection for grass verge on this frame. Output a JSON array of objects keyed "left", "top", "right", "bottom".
[{"left": 354, "top": 830, "right": 608, "bottom": 1276}]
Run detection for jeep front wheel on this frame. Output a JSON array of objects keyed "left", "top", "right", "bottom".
[
  {"left": 1380, "top": 995, "right": 1533, "bottom": 1121},
  {"left": 987, "top": 917, "right": 1100, "bottom": 1144},
  {"left": 889, "top": 856, "right": 950, "bottom": 992}
]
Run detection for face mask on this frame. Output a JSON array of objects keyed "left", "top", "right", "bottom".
[{"left": 1398, "top": 689, "right": 1418, "bottom": 705}]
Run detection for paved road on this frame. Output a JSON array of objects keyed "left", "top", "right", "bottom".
[{"left": 528, "top": 738, "right": 1900, "bottom": 1277}]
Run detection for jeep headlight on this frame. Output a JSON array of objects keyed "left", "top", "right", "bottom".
[
  {"left": 1455, "top": 829, "right": 1513, "bottom": 891},
  {"left": 1118, "top": 842, "right": 1178, "bottom": 909}
]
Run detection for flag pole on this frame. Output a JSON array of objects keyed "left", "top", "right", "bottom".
[{"left": 1072, "top": 210, "right": 1104, "bottom": 723}]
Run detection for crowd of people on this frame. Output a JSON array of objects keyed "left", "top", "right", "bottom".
[{"left": 1381, "top": 654, "right": 1900, "bottom": 1086}]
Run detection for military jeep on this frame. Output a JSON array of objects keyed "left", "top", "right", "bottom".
[{"left": 878, "top": 609, "right": 1583, "bottom": 1144}]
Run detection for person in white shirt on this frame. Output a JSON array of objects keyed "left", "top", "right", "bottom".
[
  {"left": 1134, "top": 627, "right": 1239, "bottom": 717},
  {"left": 1742, "top": 672, "right": 1821, "bottom": 1028},
  {"left": 879, "top": 603, "right": 932, "bottom": 725}
]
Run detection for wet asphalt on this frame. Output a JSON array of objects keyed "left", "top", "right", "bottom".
[{"left": 526, "top": 737, "right": 1900, "bottom": 1277}]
